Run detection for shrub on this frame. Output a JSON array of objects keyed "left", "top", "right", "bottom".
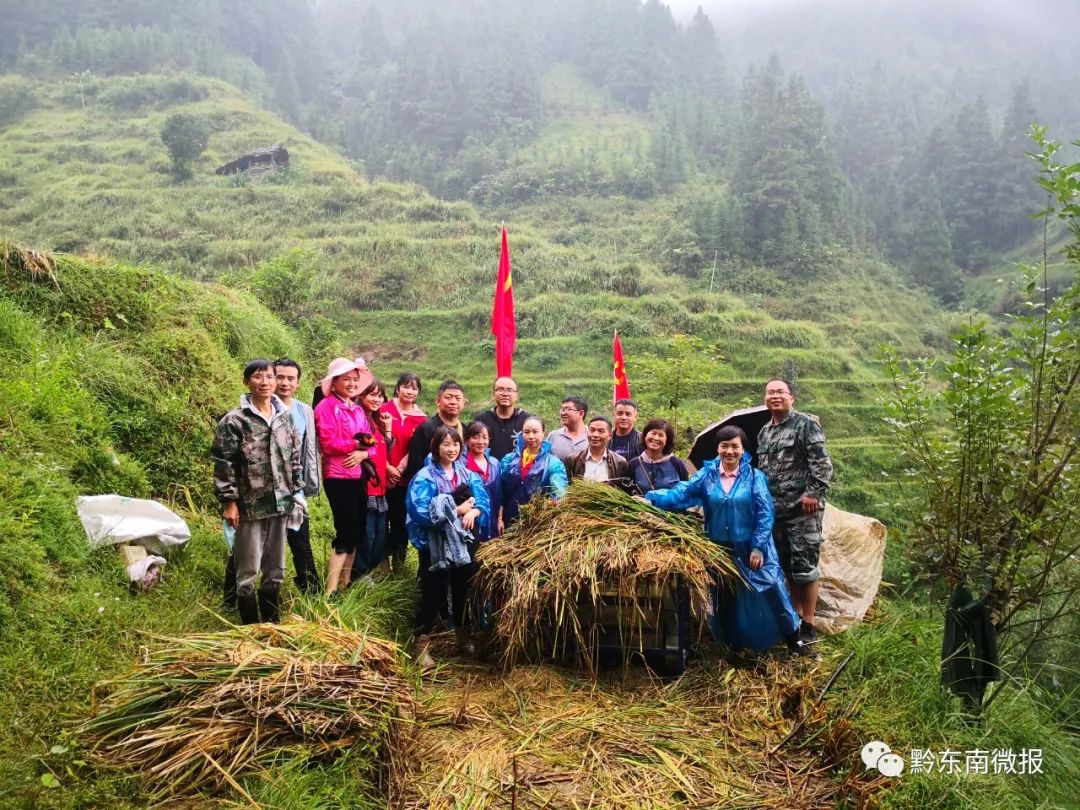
[
  {"left": 0, "top": 76, "right": 36, "bottom": 126},
  {"left": 161, "top": 112, "right": 210, "bottom": 179}
]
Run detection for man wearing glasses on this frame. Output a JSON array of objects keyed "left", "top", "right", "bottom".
[
  {"left": 546, "top": 396, "right": 589, "bottom": 464},
  {"left": 756, "top": 378, "right": 833, "bottom": 653},
  {"left": 473, "top": 376, "right": 532, "bottom": 460}
]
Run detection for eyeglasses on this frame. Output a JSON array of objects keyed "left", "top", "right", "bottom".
[
  {"left": 248, "top": 373, "right": 276, "bottom": 382},
  {"left": 560, "top": 406, "right": 583, "bottom": 413},
  {"left": 493, "top": 387, "right": 517, "bottom": 394}
]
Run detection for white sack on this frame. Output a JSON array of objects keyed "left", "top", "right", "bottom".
[
  {"left": 76, "top": 495, "right": 190, "bottom": 554},
  {"left": 814, "top": 503, "right": 887, "bottom": 635}
]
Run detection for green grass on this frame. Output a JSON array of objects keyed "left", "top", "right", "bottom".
[{"left": 831, "top": 600, "right": 1080, "bottom": 809}]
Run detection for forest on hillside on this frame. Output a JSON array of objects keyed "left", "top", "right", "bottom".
[{"left": 4, "top": 0, "right": 1079, "bottom": 303}]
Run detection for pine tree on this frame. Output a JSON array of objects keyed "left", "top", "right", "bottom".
[
  {"left": 903, "top": 174, "right": 962, "bottom": 302},
  {"left": 730, "top": 57, "right": 846, "bottom": 273},
  {"left": 993, "top": 81, "right": 1041, "bottom": 248}
]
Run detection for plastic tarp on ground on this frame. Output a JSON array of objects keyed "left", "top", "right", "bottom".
[
  {"left": 814, "top": 503, "right": 887, "bottom": 635},
  {"left": 76, "top": 495, "right": 191, "bottom": 555}
]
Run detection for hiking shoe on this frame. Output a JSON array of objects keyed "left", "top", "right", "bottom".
[{"left": 787, "top": 638, "right": 821, "bottom": 661}]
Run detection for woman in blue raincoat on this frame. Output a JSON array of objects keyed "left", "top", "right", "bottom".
[
  {"left": 646, "top": 426, "right": 813, "bottom": 656},
  {"left": 463, "top": 421, "right": 502, "bottom": 539},
  {"left": 407, "top": 425, "right": 491, "bottom": 661},
  {"left": 499, "top": 416, "right": 569, "bottom": 528}
]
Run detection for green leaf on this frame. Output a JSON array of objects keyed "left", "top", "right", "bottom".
[
  {"left": 40, "top": 772, "right": 60, "bottom": 789},
  {"left": 48, "top": 744, "right": 68, "bottom": 755}
]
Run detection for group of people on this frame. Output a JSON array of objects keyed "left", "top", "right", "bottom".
[{"left": 212, "top": 356, "right": 832, "bottom": 661}]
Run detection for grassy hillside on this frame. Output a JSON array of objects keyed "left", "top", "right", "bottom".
[
  {"left": 0, "top": 71, "right": 960, "bottom": 523},
  {"left": 0, "top": 241, "right": 301, "bottom": 803}
]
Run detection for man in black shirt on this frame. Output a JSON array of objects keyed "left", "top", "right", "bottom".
[
  {"left": 473, "top": 376, "right": 531, "bottom": 460},
  {"left": 405, "top": 380, "right": 467, "bottom": 482},
  {"left": 609, "top": 398, "right": 643, "bottom": 460}
]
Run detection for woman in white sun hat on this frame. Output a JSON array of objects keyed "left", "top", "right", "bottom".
[{"left": 313, "top": 357, "right": 375, "bottom": 595}]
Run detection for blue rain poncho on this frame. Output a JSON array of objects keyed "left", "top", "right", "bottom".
[
  {"left": 647, "top": 453, "right": 801, "bottom": 650},
  {"left": 498, "top": 437, "right": 569, "bottom": 527},
  {"left": 406, "top": 456, "right": 492, "bottom": 552}
]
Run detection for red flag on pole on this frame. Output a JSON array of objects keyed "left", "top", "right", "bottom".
[
  {"left": 613, "top": 330, "right": 630, "bottom": 404},
  {"left": 492, "top": 227, "right": 516, "bottom": 377}
]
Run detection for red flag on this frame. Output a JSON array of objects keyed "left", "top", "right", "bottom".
[
  {"left": 492, "top": 227, "right": 516, "bottom": 377},
  {"left": 613, "top": 330, "right": 630, "bottom": 404}
]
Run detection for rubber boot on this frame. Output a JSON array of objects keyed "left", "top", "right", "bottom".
[
  {"left": 222, "top": 554, "right": 237, "bottom": 609},
  {"left": 295, "top": 569, "right": 321, "bottom": 596},
  {"left": 258, "top": 583, "right": 281, "bottom": 623},
  {"left": 237, "top": 593, "right": 260, "bottom": 625}
]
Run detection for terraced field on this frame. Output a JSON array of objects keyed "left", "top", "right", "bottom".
[{"left": 0, "top": 72, "right": 950, "bottom": 525}]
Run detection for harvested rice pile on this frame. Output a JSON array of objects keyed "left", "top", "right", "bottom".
[
  {"left": 82, "top": 615, "right": 415, "bottom": 801},
  {"left": 475, "top": 480, "right": 742, "bottom": 665},
  {"left": 408, "top": 659, "right": 882, "bottom": 809}
]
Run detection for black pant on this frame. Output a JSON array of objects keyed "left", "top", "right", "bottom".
[
  {"left": 415, "top": 545, "right": 476, "bottom": 634},
  {"left": 323, "top": 478, "right": 367, "bottom": 556},
  {"left": 287, "top": 517, "right": 320, "bottom": 594},
  {"left": 386, "top": 486, "right": 409, "bottom": 561}
]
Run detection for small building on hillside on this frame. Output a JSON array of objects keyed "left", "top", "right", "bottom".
[{"left": 215, "top": 145, "right": 290, "bottom": 176}]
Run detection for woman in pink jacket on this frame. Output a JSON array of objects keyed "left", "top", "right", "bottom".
[{"left": 314, "top": 357, "right": 374, "bottom": 595}]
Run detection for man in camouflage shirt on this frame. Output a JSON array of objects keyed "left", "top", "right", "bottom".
[
  {"left": 756, "top": 378, "right": 833, "bottom": 648},
  {"left": 212, "top": 358, "right": 303, "bottom": 624}
]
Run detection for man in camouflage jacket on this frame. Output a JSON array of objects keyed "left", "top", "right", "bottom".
[
  {"left": 756, "top": 378, "right": 833, "bottom": 647},
  {"left": 212, "top": 358, "right": 303, "bottom": 624}
]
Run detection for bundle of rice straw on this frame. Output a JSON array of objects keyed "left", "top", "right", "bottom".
[
  {"left": 1, "top": 240, "right": 59, "bottom": 287},
  {"left": 475, "top": 480, "right": 742, "bottom": 667},
  {"left": 82, "top": 615, "right": 414, "bottom": 800}
]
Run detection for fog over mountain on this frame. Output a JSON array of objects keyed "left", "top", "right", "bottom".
[{"left": 667, "top": 0, "right": 1079, "bottom": 123}]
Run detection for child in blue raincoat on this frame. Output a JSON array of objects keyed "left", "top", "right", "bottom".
[
  {"left": 499, "top": 416, "right": 569, "bottom": 528},
  {"left": 646, "top": 426, "right": 814, "bottom": 656},
  {"left": 407, "top": 425, "right": 491, "bottom": 660}
]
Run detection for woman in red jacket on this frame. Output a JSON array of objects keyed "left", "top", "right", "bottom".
[
  {"left": 314, "top": 357, "right": 374, "bottom": 595},
  {"left": 351, "top": 377, "right": 395, "bottom": 581},
  {"left": 380, "top": 372, "right": 426, "bottom": 570}
]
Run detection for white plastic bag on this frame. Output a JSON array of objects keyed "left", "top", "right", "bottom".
[
  {"left": 76, "top": 495, "right": 191, "bottom": 555},
  {"left": 814, "top": 503, "right": 887, "bottom": 635},
  {"left": 119, "top": 544, "right": 167, "bottom": 588}
]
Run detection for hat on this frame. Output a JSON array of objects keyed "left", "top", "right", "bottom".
[{"left": 320, "top": 357, "right": 374, "bottom": 398}]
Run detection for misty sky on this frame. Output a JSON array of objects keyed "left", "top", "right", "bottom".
[{"left": 667, "top": 0, "right": 1080, "bottom": 57}]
